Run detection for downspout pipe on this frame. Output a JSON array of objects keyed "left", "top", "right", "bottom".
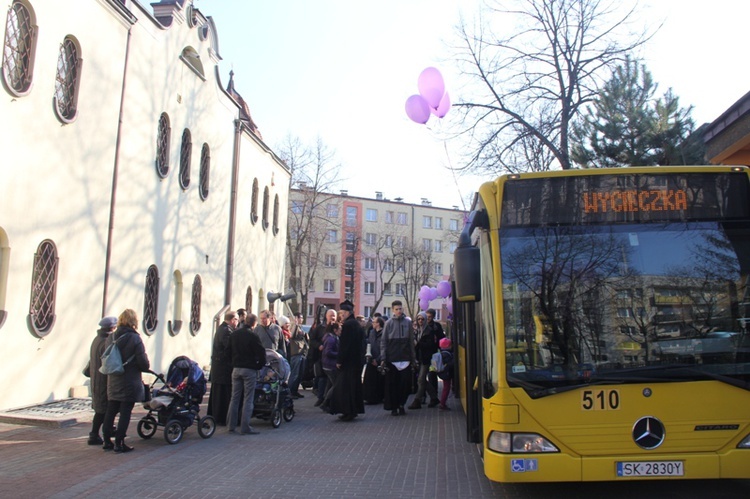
[
  {"left": 225, "top": 119, "right": 242, "bottom": 305},
  {"left": 102, "top": 26, "right": 133, "bottom": 316}
]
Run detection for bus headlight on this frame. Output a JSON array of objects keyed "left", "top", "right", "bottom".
[
  {"left": 738, "top": 434, "right": 750, "bottom": 449},
  {"left": 487, "top": 431, "right": 559, "bottom": 453}
]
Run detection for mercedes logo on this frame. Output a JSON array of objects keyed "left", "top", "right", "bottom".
[{"left": 632, "top": 416, "right": 665, "bottom": 450}]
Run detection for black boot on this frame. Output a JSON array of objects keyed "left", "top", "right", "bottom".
[
  {"left": 102, "top": 437, "right": 114, "bottom": 451},
  {"left": 88, "top": 433, "right": 104, "bottom": 445},
  {"left": 113, "top": 437, "right": 133, "bottom": 453}
]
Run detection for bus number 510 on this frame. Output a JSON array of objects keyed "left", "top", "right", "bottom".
[{"left": 581, "top": 389, "right": 620, "bottom": 410}]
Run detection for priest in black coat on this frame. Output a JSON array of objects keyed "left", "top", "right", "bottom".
[
  {"left": 207, "top": 310, "right": 239, "bottom": 425},
  {"left": 328, "top": 300, "right": 366, "bottom": 421}
]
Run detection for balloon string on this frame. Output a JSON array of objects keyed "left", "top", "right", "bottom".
[{"left": 443, "top": 141, "right": 469, "bottom": 212}]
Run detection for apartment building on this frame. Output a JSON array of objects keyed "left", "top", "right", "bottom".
[{"left": 287, "top": 189, "right": 466, "bottom": 323}]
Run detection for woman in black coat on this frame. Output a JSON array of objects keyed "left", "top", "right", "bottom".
[
  {"left": 102, "top": 309, "right": 150, "bottom": 453},
  {"left": 83, "top": 316, "right": 117, "bottom": 445}
]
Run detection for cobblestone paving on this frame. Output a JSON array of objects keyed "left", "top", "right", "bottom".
[{"left": 0, "top": 390, "right": 748, "bottom": 499}]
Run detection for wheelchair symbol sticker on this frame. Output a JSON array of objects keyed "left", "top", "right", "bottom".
[{"left": 511, "top": 458, "right": 538, "bottom": 473}]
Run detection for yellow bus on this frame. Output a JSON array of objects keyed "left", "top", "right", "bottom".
[{"left": 452, "top": 166, "right": 750, "bottom": 482}]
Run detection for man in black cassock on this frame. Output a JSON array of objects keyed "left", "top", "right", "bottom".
[
  {"left": 207, "top": 310, "right": 239, "bottom": 425},
  {"left": 328, "top": 300, "right": 366, "bottom": 421}
]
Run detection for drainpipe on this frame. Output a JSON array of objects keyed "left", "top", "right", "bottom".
[
  {"left": 225, "top": 119, "right": 242, "bottom": 305},
  {"left": 102, "top": 27, "right": 133, "bottom": 316}
]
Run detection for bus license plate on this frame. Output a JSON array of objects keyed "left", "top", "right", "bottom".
[{"left": 617, "top": 461, "right": 684, "bottom": 477}]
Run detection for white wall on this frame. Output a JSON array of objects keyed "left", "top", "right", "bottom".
[{"left": 0, "top": 0, "right": 289, "bottom": 410}]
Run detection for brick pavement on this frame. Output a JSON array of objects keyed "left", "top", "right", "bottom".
[
  {"left": 2, "top": 390, "right": 749, "bottom": 499},
  {"left": 0, "top": 390, "right": 503, "bottom": 499}
]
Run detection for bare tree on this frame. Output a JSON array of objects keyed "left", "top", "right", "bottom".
[
  {"left": 394, "top": 241, "right": 438, "bottom": 319},
  {"left": 451, "top": 0, "right": 652, "bottom": 175},
  {"left": 280, "top": 135, "right": 342, "bottom": 320},
  {"left": 360, "top": 223, "right": 410, "bottom": 315}
]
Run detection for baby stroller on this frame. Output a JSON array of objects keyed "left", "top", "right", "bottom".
[
  {"left": 137, "top": 356, "right": 216, "bottom": 444},
  {"left": 253, "top": 349, "right": 295, "bottom": 428}
]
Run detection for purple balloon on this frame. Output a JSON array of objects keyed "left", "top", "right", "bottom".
[
  {"left": 418, "top": 67, "right": 445, "bottom": 109},
  {"left": 405, "top": 94, "right": 430, "bottom": 124},
  {"left": 418, "top": 285, "right": 431, "bottom": 300},
  {"left": 431, "top": 91, "right": 451, "bottom": 118},
  {"left": 429, "top": 287, "right": 438, "bottom": 301},
  {"left": 419, "top": 298, "right": 430, "bottom": 311},
  {"left": 436, "top": 280, "right": 451, "bottom": 298},
  {"left": 446, "top": 300, "right": 453, "bottom": 314}
]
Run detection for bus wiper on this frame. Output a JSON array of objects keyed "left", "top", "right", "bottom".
[
  {"left": 591, "top": 365, "right": 750, "bottom": 391},
  {"left": 507, "top": 377, "right": 550, "bottom": 398}
]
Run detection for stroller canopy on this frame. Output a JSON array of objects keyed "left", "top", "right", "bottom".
[
  {"left": 264, "top": 349, "right": 290, "bottom": 382},
  {"left": 166, "top": 356, "right": 207, "bottom": 397}
]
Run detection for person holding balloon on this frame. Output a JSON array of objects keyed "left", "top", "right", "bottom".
[
  {"left": 409, "top": 311, "right": 442, "bottom": 409},
  {"left": 425, "top": 307, "right": 446, "bottom": 397}
]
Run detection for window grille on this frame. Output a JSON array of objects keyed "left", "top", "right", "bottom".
[
  {"left": 199, "top": 143, "right": 210, "bottom": 200},
  {"left": 2, "top": 1, "right": 36, "bottom": 95},
  {"left": 179, "top": 128, "right": 191, "bottom": 190},
  {"left": 272, "top": 194, "right": 280, "bottom": 235},
  {"left": 250, "top": 179, "right": 259, "bottom": 224},
  {"left": 189, "top": 274, "right": 202, "bottom": 335},
  {"left": 156, "top": 113, "right": 171, "bottom": 178},
  {"left": 53, "top": 37, "right": 80, "bottom": 122},
  {"left": 28, "top": 239, "right": 57, "bottom": 337},
  {"left": 262, "top": 187, "right": 270, "bottom": 230},
  {"left": 143, "top": 265, "right": 159, "bottom": 334}
]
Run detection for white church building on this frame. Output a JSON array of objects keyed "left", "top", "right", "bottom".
[{"left": 0, "top": 0, "right": 289, "bottom": 410}]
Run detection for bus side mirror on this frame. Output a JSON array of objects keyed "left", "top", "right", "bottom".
[
  {"left": 454, "top": 243, "right": 481, "bottom": 302},
  {"left": 453, "top": 209, "right": 486, "bottom": 302}
]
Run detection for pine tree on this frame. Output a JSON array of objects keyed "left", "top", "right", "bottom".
[
  {"left": 572, "top": 57, "right": 658, "bottom": 168},
  {"left": 572, "top": 58, "right": 704, "bottom": 168}
]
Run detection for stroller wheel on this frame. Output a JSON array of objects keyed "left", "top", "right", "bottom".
[
  {"left": 271, "top": 409, "right": 282, "bottom": 428},
  {"left": 164, "top": 419, "right": 184, "bottom": 444},
  {"left": 283, "top": 407, "right": 294, "bottom": 422},
  {"left": 137, "top": 416, "right": 158, "bottom": 439},
  {"left": 197, "top": 415, "right": 216, "bottom": 439}
]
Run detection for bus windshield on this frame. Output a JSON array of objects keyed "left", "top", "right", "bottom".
[{"left": 500, "top": 221, "right": 750, "bottom": 397}]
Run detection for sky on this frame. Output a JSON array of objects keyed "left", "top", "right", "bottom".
[{"left": 196, "top": 0, "right": 750, "bottom": 210}]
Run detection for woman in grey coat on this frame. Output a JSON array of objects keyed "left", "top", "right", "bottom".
[
  {"left": 83, "top": 316, "right": 117, "bottom": 445},
  {"left": 101, "top": 309, "right": 150, "bottom": 453}
]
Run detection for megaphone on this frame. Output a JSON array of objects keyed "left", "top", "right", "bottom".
[{"left": 267, "top": 291, "right": 295, "bottom": 303}]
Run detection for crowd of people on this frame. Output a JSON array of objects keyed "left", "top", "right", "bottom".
[
  {"left": 83, "top": 298, "right": 454, "bottom": 450},
  {"left": 307, "top": 299, "right": 453, "bottom": 419}
]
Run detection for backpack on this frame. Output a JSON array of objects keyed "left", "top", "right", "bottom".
[
  {"left": 436, "top": 351, "right": 453, "bottom": 380},
  {"left": 430, "top": 350, "right": 445, "bottom": 374},
  {"left": 99, "top": 334, "right": 134, "bottom": 375}
]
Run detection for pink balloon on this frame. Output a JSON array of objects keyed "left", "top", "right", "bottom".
[
  {"left": 437, "top": 280, "right": 451, "bottom": 298},
  {"left": 418, "top": 67, "right": 445, "bottom": 109},
  {"left": 431, "top": 92, "right": 451, "bottom": 118},
  {"left": 405, "top": 94, "right": 430, "bottom": 124}
]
